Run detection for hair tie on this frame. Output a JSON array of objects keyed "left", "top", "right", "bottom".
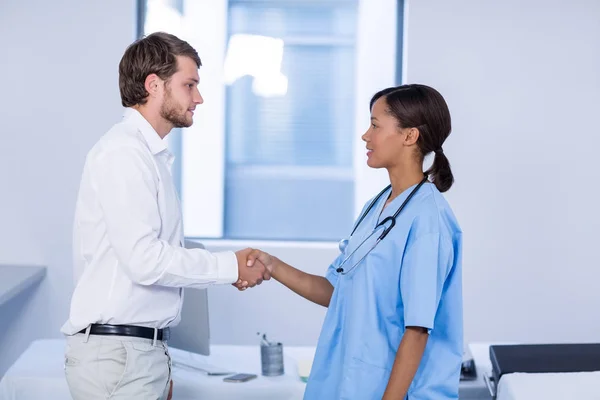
[{"left": 434, "top": 147, "right": 444, "bottom": 155}]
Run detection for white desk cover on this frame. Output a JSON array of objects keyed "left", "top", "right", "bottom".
[
  {"left": 0, "top": 339, "right": 308, "bottom": 400},
  {"left": 497, "top": 371, "right": 600, "bottom": 400}
]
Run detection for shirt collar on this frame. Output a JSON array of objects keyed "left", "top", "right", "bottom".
[{"left": 122, "top": 108, "right": 168, "bottom": 155}]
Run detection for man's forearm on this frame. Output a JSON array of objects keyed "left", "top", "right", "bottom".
[
  {"left": 383, "top": 327, "right": 429, "bottom": 400},
  {"left": 271, "top": 258, "right": 333, "bottom": 307}
]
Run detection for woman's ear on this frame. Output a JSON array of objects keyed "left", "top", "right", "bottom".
[{"left": 404, "top": 127, "right": 420, "bottom": 146}]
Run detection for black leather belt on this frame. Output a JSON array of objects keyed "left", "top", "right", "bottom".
[{"left": 79, "top": 324, "right": 170, "bottom": 341}]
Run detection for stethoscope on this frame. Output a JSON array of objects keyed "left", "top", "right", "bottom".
[{"left": 336, "top": 176, "right": 429, "bottom": 275}]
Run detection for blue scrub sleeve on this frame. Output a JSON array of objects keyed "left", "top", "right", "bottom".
[
  {"left": 325, "top": 253, "right": 344, "bottom": 288},
  {"left": 400, "top": 232, "right": 452, "bottom": 331}
]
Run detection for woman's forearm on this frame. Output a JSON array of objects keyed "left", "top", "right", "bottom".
[
  {"left": 382, "top": 327, "right": 429, "bottom": 400},
  {"left": 271, "top": 257, "right": 333, "bottom": 307}
]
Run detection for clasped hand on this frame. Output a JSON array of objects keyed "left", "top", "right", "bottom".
[{"left": 233, "top": 248, "right": 273, "bottom": 291}]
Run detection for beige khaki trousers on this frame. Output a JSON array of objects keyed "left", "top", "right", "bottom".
[{"left": 64, "top": 332, "right": 171, "bottom": 399}]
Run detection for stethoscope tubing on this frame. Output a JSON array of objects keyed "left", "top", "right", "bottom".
[{"left": 336, "top": 176, "right": 429, "bottom": 274}]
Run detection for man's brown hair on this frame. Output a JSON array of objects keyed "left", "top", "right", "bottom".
[{"left": 119, "top": 32, "right": 202, "bottom": 107}]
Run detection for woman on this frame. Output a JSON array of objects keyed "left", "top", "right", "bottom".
[{"left": 245, "top": 84, "right": 463, "bottom": 399}]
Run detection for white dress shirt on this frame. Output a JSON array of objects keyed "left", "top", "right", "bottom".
[{"left": 61, "top": 108, "right": 238, "bottom": 335}]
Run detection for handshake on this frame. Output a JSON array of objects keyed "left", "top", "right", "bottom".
[{"left": 233, "top": 248, "right": 274, "bottom": 291}]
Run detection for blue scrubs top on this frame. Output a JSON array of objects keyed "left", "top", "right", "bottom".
[{"left": 304, "top": 182, "right": 463, "bottom": 400}]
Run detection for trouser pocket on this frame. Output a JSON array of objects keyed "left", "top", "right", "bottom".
[{"left": 64, "top": 338, "right": 128, "bottom": 399}]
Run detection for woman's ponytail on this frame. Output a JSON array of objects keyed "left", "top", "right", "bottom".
[{"left": 426, "top": 149, "right": 454, "bottom": 192}]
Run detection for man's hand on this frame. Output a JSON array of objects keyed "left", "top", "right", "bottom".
[
  {"left": 246, "top": 249, "right": 276, "bottom": 276},
  {"left": 233, "top": 248, "right": 274, "bottom": 291},
  {"left": 234, "top": 248, "right": 268, "bottom": 289}
]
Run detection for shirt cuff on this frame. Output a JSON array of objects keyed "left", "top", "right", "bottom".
[{"left": 214, "top": 251, "right": 239, "bottom": 284}]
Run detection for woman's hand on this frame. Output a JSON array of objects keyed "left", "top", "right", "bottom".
[
  {"left": 232, "top": 248, "right": 274, "bottom": 291},
  {"left": 246, "top": 249, "right": 277, "bottom": 276}
]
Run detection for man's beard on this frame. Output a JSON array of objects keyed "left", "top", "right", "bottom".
[{"left": 160, "top": 91, "right": 192, "bottom": 128}]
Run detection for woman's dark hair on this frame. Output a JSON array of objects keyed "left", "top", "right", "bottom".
[
  {"left": 370, "top": 84, "right": 454, "bottom": 192},
  {"left": 119, "top": 32, "right": 202, "bottom": 107}
]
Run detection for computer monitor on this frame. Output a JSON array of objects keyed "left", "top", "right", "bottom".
[{"left": 167, "top": 239, "right": 211, "bottom": 355}]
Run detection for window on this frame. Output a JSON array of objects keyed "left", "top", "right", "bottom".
[
  {"left": 223, "top": 1, "right": 357, "bottom": 240},
  {"left": 140, "top": 0, "right": 402, "bottom": 242}
]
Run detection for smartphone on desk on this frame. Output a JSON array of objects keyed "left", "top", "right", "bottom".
[{"left": 223, "top": 373, "right": 258, "bottom": 383}]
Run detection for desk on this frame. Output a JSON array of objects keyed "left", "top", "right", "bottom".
[
  {"left": 0, "top": 339, "right": 493, "bottom": 400},
  {"left": 0, "top": 339, "right": 306, "bottom": 400},
  {"left": 0, "top": 265, "right": 46, "bottom": 307}
]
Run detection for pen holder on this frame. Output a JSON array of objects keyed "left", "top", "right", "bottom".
[{"left": 260, "top": 342, "right": 284, "bottom": 376}]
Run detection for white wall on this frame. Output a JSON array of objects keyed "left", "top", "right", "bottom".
[
  {"left": 0, "top": 0, "right": 135, "bottom": 375},
  {"left": 205, "top": 0, "right": 600, "bottom": 347},
  {"left": 1, "top": 0, "right": 599, "bottom": 378},
  {"left": 403, "top": 0, "right": 600, "bottom": 344}
]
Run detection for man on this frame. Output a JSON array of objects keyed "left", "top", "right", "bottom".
[{"left": 61, "top": 32, "right": 266, "bottom": 400}]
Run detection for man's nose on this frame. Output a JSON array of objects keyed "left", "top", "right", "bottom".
[{"left": 195, "top": 89, "right": 204, "bottom": 105}]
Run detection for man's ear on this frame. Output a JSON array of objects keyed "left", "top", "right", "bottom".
[
  {"left": 404, "top": 127, "right": 420, "bottom": 146},
  {"left": 144, "top": 73, "right": 161, "bottom": 98}
]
